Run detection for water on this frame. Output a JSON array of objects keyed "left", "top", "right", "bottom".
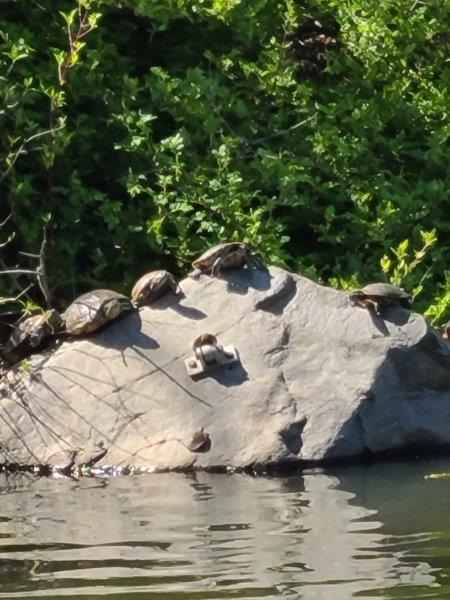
[{"left": 1, "top": 457, "right": 450, "bottom": 599}]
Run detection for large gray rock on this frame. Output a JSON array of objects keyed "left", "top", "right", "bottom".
[{"left": 1, "top": 266, "right": 450, "bottom": 471}]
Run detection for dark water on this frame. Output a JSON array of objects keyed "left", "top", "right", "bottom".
[{"left": 1, "top": 457, "right": 450, "bottom": 599}]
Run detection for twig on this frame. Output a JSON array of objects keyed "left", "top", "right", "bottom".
[
  {"left": 58, "top": 2, "right": 95, "bottom": 86},
  {"left": 0, "top": 214, "right": 12, "bottom": 228},
  {"left": 0, "top": 123, "right": 65, "bottom": 184},
  {"left": 1, "top": 226, "right": 52, "bottom": 307},
  {"left": 0, "top": 284, "right": 34, "bottom": 306},
  {"left": 0, "top": 259, "right": 34, "bottom": 303},
  {"left": 247, "top": 115, "right": 315, "bottom": 146},
  {"left": 19, "top": 251, "right": 40, "bottom": 258},
  {"left": 0, "top": 269, "right": 40, "bottom": 276},
  {"left": 0, "top": 232, "right": 15, "bottom": 249},
  {"left": 36, "top": 227, "right": 51, "bottom": 308}
]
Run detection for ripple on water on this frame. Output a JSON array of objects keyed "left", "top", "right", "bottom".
[{"left": 1, "top": 456, "right": 450, "bottom": 599}]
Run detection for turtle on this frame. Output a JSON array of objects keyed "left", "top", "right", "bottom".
[
  {"left": 131, "top": 269, "right": 182, "bottom": 307},
  {"left": 192, "top": 333, "right": 218, "bottom": 350},
  {"left": 63, "top": 289, "right": 134, "bottom": 336},
  {"left": 190, "top": 242, "right": 262, "bottom": 278},
  {"left": 186, "top": 427, "right": 211, "bottom": 453},
  {"left": 2, "top": 309, "right": 63, "bottom": 364},
  {"left": 192, "top": 333, "right": 225, "bottom": 365},
  {"left": 349, "top": 283, "right": 411, "bottom": 315}
]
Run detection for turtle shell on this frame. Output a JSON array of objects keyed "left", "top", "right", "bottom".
[
  {"left": 192, "top": 242, "right": 251, "bottom": 271},
  {"left": 358, "top": 282, "right": 410, "bottom": 299},
  {"left": 2, "top": 309, "right": 63, "bottom": 364},
  {"left": 192, "top": 333, "right": 217, "bottom": 350},
  {"left": 63, "top": 289, "right": 134, "bottom": 335},
  {"left": 131, "top": 270, "right": 178, "bottom": 306}
]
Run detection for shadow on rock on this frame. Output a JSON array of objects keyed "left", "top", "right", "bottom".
[
  {"left": 202, "top": 362, "right": 249, "bottom": 387},
  {"left": 88, "top": 312, "right": 160, "bottom": 351},
  {"left": 147, "top": 293, "right": 207, "bottom": 320},
  {"left": 278, "top": 417, "right": 307, "bottom": 456},
  {"left": 367, "top": 311, "right": 391, "bottom": 336},
  {"left": 357, "top": 331, "right": 450, "bottom": 458},
  {"left": 224, "top": 266, "right": 272, "bottom": 296},
  {"left": 255, "top": 274, "right": 297, "bottom": 316},
  {"left": 380, "top": 307, "right": 411, "bottom": 327}
]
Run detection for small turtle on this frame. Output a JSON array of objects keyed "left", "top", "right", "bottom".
[
  {"left": 2, "top": 309, "right": 63, "bottom": 364},
  {"left": 186, "top": 427, "right": 211, "bottom": 453},
  {"left": 192, "top": 333, "right": 218, "bottom": 350},
  {"left": 190, "top": 242, "right": 262, "bottom": 278},
  {"left": 131, "top": 269, "right": 181, "bottom": 307},
  {"left": 63, "top": 289, "right": 134, "bottom": 336},
  {"left": 350, "top": 283, "right": 411, "bottom": 315},
  {"left": 192, "top": 333, "right": 223, "bottom": 365}
]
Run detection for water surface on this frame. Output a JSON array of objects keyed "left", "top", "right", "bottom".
[{"left": 1, "top": 457, "right": 450, "bottom": 599}]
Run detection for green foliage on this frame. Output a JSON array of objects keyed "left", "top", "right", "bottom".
[{"left": 0, "top": 0, "right": 448, "bottom": 323}]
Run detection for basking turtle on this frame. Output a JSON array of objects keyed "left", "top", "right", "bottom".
[
  {"left": 131, "top": 269, "right": 181, "bottom": 307},
  {"left": 186, "top": 427, "right": 211, "bottom": 453},
  {"left": 190, "top": 242, "right": 262, "bottom": 278},
  {"left": 2, "top": 309, "right": 63, "bottom": 364},
  {"left": 350, "top": 283, "right": 411, "bottom": 315},
  {"left": 63, "top": 289, "right": 134, "bottom": 336},
  {"left": 192, "top": 333, "right": 218, "bottom": 350}
]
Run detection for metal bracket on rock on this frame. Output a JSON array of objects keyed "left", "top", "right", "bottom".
[{"left": 185, "top": 344, "right": 240, "bottom": 378}]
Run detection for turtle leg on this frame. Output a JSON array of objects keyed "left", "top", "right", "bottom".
[
  {"left": 400, "top": 298, "right": 411, "bottom": 310},
  {"left": 355, "top": 297, "right": 380, "bottom": 316},
  {"left": 248, "top": 252, "right": 265, "bottom": 269},
  {"left": 367, "top": 299, "right": 381, "bottom": 316},
  {"left": 188, "top": 268, "right": 202, "bottom": 280},
  {"left": 211, "top": 255, "right": 225, "bottom": 277},
  {"left": 168, "top": 275, "right": 185, "bottom": 297}
]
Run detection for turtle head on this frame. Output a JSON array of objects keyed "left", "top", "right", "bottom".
[
  {"left": 104, "top": 298, "right": 129, "bottom": 319},
  {"left": 167, "top": 273, "right": 184, "bottom": 297},
  {"left": 132, "top": 292, "right": 146, "bottom": 308},
  {"left": 248, "top": 251, "right": 265, "bottom": 269},
  {"left": 239, "top": 244, "right": 264, "bottom": 269},
  {"left": 349, "top": 290, "right": 364, "bottom": 304},
  {"left": 104, "top": 302, "right": 120, "bottom": 319}
]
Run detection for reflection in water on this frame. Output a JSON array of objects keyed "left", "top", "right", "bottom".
[{"left": 0, "top": 457, "right": 449, "bottom": 599}]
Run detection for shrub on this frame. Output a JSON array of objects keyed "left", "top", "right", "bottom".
[{"left": 0, "top": 0, "right": 448, "bottom": 321}]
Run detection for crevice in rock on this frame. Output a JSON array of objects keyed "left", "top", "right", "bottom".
[
  {"left": 255, "top": 275, "right": 297, "bottom": 315},
  {"left": 278, "top": 417, "right": 307, "bottom": 455},
  {"left": 265, "top": 324, "right": 291, "bottom": 357}
]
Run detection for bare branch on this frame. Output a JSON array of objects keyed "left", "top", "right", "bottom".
[
  {"left": 0, "top": 269, "right": 39, "bottom": 276},
  {"left": 0, "top": 214, "right": 12, "bottom": 228},
  {"left": 247, "top": 115, "right": 315, "bottom": 147},
  {"left": 0, "top": 284, "right": 34, "bottom": 306},
  {"left": 0, "top": 232, "right": 15, "bottom": 249},
  {"left": 0, "top": 257, "right": 35, "bottom": 303},
  {"left": 0, "top": 123, "right": 65, "bottom": 184},
  {"left": 36, "top": 227, "right": 51, "bottom": 308},
  {"left": 22, "top": 125, "right": 65, "bottom": 146},
  {"left": 19, "top": 251, "right": 40, "bottom": 259}
]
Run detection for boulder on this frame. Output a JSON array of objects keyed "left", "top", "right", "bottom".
[{"left": 1, "top": 266, "right": 450, "bottom": 471}]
